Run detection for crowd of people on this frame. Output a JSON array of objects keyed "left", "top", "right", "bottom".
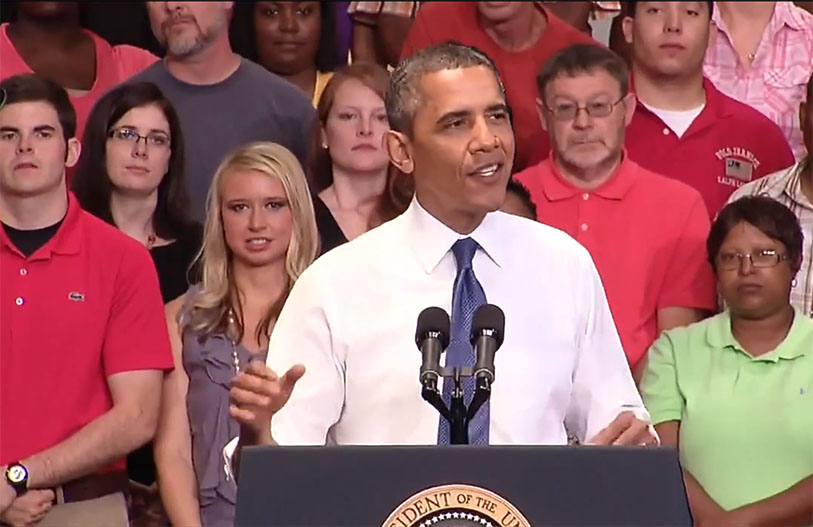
[{"left": 0, "top": 2, "right": 811, "bottom": 526}]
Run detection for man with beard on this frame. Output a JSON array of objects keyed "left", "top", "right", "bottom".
[
  {"left": 129, "top": 1, "right": 314, "bottom": 221},
  {"left": 515, "top": 44, "right": 716, "bottom": 382}
]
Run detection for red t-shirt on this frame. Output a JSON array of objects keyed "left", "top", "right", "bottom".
[
  {"left": 0, "top": 24, "right": 157, "bottom": 143},
  {"left": 400, "top": 2, "right": 595, "bottom": 173},
  {"left": 515, "top": 156, "right": 717, "bottom": 368},
  {"left": 625, "top": 78, "right": 795, "bottom": 218},
  {"left": 0, "top": 193, "right": 174, "bottom": 468}
]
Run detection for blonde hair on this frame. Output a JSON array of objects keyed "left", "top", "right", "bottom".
[{"left": 183, "top": 142, "right": 319, "bottom": 346}]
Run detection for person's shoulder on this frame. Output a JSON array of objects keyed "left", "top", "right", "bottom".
[
  {"left": 545, "top": 7, "right": 599, "bottom": 45},
  {"left": 631, "top": 160, "right": 705, "bottom": 207},
  {"left": 729, "top": 163, "right": 798, "bottom": 201},
  {"left": 660, "top": 311, "right": 719, "bottom": 345},
  {"left": 414, "top": 1, "right": 466, "bottom": 18},
  {"left": 79, "top": 209, "right": 151, "bottom": 261},
  {"left": 237, "top": 59, "right": 314, "bottom": 112},
  {"left": 495, "top": 210, "right": 590, "bottom": 261},
  {"left": 124, "top": 59, "right": 166, "bottom": 84},
  {"left": 110, "top": 44, "right": 159, "bottom": 76},
  {"left": 713, "top": 83, "right": 786, "bottom": 132}
]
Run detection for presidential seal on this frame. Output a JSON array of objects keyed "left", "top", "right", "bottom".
[{"left": 383, "top": 484, "right": 530, "bottom": 527}]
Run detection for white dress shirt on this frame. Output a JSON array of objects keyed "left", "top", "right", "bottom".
[{"left": 224, "top": 199, "right": 646, "bottom": 468}]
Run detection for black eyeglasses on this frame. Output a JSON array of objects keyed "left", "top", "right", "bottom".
[
  {"left": 541, "top": 96, "right": 626, "bottom": 121},
  {"left": 108, "top": 127, "right": 170, "bottom": 148}
]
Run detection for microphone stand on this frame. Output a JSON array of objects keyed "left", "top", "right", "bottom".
[{"left": 421, "top": 366, "right": 492, "bottom": 445}]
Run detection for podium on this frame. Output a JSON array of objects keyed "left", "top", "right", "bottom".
[{"left": 235, "top": 445, "right": 692, "bottom": 526}]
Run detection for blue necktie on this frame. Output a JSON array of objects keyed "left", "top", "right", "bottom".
[{"left": 438, "top": 237, "right": 490, "bottom": 445}]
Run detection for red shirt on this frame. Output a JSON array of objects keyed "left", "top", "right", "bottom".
[
  {"left": 625, "top": 78, "right": 795, "bottom": 218},
  {"left": 0, "top": 193, "right": 173, "bottom": 467},
  {"left": 400, "top": 2, "right": 595, "bottom": 172},
  {"left": 515, "top": 156, "right": 717, "bottom": 368},
  {"left": 0, "top": 24, "right": 157, "bottom": 143}
]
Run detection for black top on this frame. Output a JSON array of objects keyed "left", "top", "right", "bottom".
[
  {"left": 150, "top": 223, "right": 204, "bottom": 303},
  {"left": 127, "top": 222, "right": 202, "bottom": 486},
  {"left": 2, "top": 218, "right": 64, "bottom": 257},
  {"left": 313, "top": 195, "right": 348, "bottom": 256}
]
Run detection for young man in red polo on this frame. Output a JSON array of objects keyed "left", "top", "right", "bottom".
[
  {"left": 515, "top": 44, "right": 717, "bottom": 381},
  {"left": 400, "top": 1, "right": 596, "bottom": 173},
  {"left": 0, "top": 74, "right": 173, "bottom": 526},
  {"left": 622, "top": 1, "right": 794, "bottom": 218}
]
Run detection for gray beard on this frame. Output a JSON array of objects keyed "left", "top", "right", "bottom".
[{"left": 163, "top": 13, "right": 226, "bottom": 58}]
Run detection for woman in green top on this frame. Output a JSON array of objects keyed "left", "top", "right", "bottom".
[{"left": 642, "top": 195, "right": 812, "bottom": 527}]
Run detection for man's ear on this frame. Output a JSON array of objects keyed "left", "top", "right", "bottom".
[
  {"left": 384, "top": 130, "right": 414, "bottom": 174},
  {"left": 536, "top": 98, "right": 549, "bottom": 133},
  {"left": 622, "top": 15, "right": 635, "bottom": 45},
  {"left": 65, "top": 138, "right": 81, "bottom": 168},
  {"left": 623, "top": 92, "right": 637, "bottom": 126}
]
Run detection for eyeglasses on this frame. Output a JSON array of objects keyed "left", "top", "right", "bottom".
[
  {"left": 542, "top": 97, "right": 626, "bottom": 122},
  {"left": 716, "top": 249, "right": 789, "bottom": 271},
  {"left": 108, "top": 127, "right": 170, "bottom": 148}
]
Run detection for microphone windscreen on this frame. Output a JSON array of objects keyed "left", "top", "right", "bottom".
[
  {"left": 415, "top": 307, "right": 451, "bottom": 348},
  {"left": 471, "top": 304, "right": 505, "bottom": 347}
]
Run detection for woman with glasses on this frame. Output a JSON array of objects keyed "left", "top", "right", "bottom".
[
  {"left": 73, "top": 82, "right": 201, "bottom": 304},
  {"left": 155, "top": 142, "right": 319, "bottom": 527},
  {"left": 641, "top": 195, "right": 813, "bottom": 527},
  {"left": 71, "top": 81, "right": 201, "bottom": 524}
]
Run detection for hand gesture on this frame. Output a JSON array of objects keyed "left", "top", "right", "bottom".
[
  {"left": 588, "top": 411, "right": 659, "bottom": 446},
  {"left": 229, "top": 360, "right": 305, "bottom": 444}
]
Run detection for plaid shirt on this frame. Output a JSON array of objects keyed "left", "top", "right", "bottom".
[
  {"left": 704, "top": 2, "right": 813, "bottom": 161},
  {"left": 727, "top": 160, "right": 813, "bottom": 317}
]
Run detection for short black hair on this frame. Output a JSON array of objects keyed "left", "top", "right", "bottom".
[
  {"left": 707, "top": 196, "right": 803, "bottom": 274},
  {"left": 229, "top": 1, "right": 341, "bottom": 74},
  {"left": 387, "top": 41, "right": 506, "bottom": 135},
  {"left": 0, "top": 73, "right": 76, "bottom": 142},
  {"left": 622, "top": 1, "right": 714, "bottom": 18},
  {"left": 71, "top": 82, "right": 193, "bottom": 241},
  {"left": 536, "top": 44, "right": 629, "bottom": 101},
  {"left": 506, "top": 178, "right": 537, "bottom": 220}
]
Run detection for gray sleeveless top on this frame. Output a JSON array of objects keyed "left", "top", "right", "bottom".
[{"left": 181, "top": 289, "right": 260, "bottom": 527}]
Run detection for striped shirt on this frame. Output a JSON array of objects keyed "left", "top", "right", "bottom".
[
  {"left": 727, "top": 160, "right": 813, "bottom": 317},
  {"left": 704, "top": 2, "right": 813, "bottom": 161}
]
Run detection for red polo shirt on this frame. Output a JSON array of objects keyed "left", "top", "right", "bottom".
[
  {"left": 0, "top": 193, "right": 173, "bottom": 467},
  {"left": 626, "top": 78, "right": 795, "bottom": 218},
  {"left": 515, "top": 156, "right": 717, "bottom": 368},
  {"left": 400, "top": 1, "right": 596, "bottom": 173}
]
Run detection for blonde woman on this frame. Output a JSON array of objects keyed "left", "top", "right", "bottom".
[{"left": 154, "top": 143, "right": 319, "bottom": 527}]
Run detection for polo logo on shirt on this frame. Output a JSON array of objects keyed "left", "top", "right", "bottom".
[
  {"left": 715, "top": 147, "right": 760, "bottom": 187},
  {"left": 68, "top": 292, "right": 85, "bottom": 302}
]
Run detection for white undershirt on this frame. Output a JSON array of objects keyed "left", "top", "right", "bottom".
[{"left": 642, "top": 102, "right": 705, "bottom": 138}]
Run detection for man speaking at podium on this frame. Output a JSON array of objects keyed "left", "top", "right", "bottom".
[{"left": 225, "top": 42, "right": 655, "bottom": 471}]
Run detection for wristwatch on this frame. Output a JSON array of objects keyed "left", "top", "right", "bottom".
[{"left": 4, "top": 463, "right": 28, "bottom": 496}]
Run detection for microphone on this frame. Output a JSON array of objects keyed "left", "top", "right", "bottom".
[
  {"left": 470, "top": 304, "right": 505, "bottom": 390},
  {"left": 415, "top": 307, "right": 450, "bottom": 393}
]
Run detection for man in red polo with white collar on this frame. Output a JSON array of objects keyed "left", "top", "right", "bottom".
[
  {"left": 0, "top": 74, "right": 172, "bottom": 526},
  {"left": 516, "top": 44, "right": 716, "bottom": 380},
  {"left": 621, "top": 1, "right": 794, "bottom": 219},
  {"left": 400, "top": 1, "right": 596, "bottom": 173}
]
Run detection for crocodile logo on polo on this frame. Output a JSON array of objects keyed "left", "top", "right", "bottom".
[{"left": 384, "top": 484, "right": 529, "bottom": 527}]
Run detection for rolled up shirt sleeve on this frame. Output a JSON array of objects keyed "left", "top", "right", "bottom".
[{"left": 565, "top": 246, "right": 650, "bottom": 442}]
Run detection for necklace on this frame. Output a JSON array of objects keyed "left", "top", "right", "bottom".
[
  {"left": 227, "top": 309, "right": 240, "bottom": 374},
  {"left": 146, "top": 231, "right": 157, "bottom": 251}
]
